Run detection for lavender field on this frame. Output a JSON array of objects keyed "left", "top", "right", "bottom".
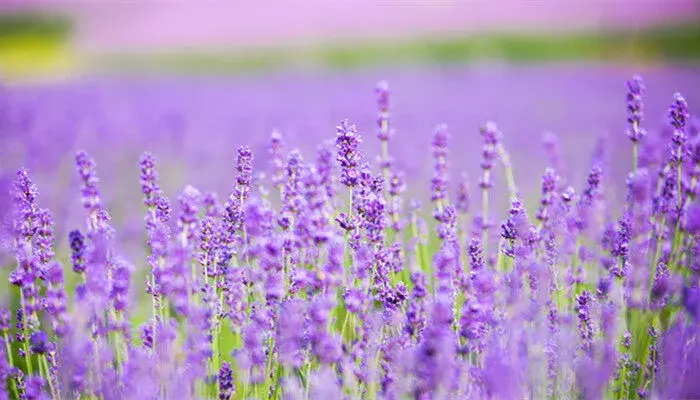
[{"left": 1, "top": 63, "right": 700, "bottom": 399}]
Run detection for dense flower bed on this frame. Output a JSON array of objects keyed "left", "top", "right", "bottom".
[{"left": 1, "top": 74, "right": 699, "bottom": 399}]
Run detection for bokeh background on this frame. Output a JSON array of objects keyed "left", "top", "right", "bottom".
[{"left": 1, "top": 1, "right": 700, "bottom": 267}]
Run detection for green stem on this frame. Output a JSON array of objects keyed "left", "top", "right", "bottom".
[
  {"left": 498, "top": 144, "right": 517, "bottom": 197},
  {"left": 649, "top": 217, "right": 666, "bottom": 295},
  {"left": 303, "top": 356, "right": 312, "bottom": 400},
  {"left": 677, "top": 147, "right": 683, "bottom": 210},
  {"left": 380, "top": 140, "right": 390, "bottom": 183},
  {"left": 340, "top": 311, "right": 352, "bottom": 340},
  {"left": 570, "top": 236, "right": 582, "bottom": 309},
  {"left": 41, "top": 354, "right": 58, "bottom": 400},
  {"left": 3, "top": 332, "right": 19, "bottom": 399},
  {"left": 263, "top": 335, "right": 275, "bottom": 399},
  {"left": 343, "top": 189, "right": 354, "bottom": 285},
  {"left": 367, "top": 326, "right": 385, "bottom": 400},
  {"left": 632, "top": 141, "right": 638, "bottom": 175},
  {"left": 495, "top": 243, "right": 505, "bottom": 273},
  {"left": 19, "top": 292, "right": 33, "bottom": 376}
]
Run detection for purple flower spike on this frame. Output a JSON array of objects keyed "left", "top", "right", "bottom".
[
  {"left": 336, "top": 119, "right": 362, "bottom": 188},
  {"left": 276, "top": 300, "right": 305, "bottom": 369},
  {"left": 669, "top": 92, "right": 690, "bottom": 132},
  {"left": 34, "top": 208, "right": 55, "bottom": 266},
  {"left": 468, "top": 238, "right": 484, "bottom": 272},
  {"left": 69, "top": 229, "right": 86, "bottom": 274},
  {"left": 536, "top": 168, "right": 559, "bottom": 224},
  {"left": 29, "top": 331, "right": 47, "bottom": 355},
  {"left": 343, "top": 288, "right": 367, "bottom": 314},
  {"left": 575, "top": 290, "right": 595, "bottom": 354},
  {"left": 376, "top": 80, "right": 392, "bottom": 142},
  {"left": 177, "top": 185, "right": 202, "bottom": 246},
  {"left": 651, "top": 261, "right": 670, "bottom": 308},
  {"left": 387, "top": 172, "right": 407, "bottom": 231},
  {"left": 479, "top": 121, "right": 502, "bottom": 185},
  {"left": 626, "top": 75, "right": 646, "bottom": 142},
  {"left": 0, "top": 307, "right": 11, "bottom": 332},
  {"left": 235, "top": 145, "right": 254, "bottom": 204},
  {"left": 23, "top": 375, "right": 47, "bottom": 400},
  {"left": 44, "top": 261, "right": 69, "bottom": 336},
  {"left": 75, "top": 150, "right": 102, "bottom": 215},
  {"left": 456, "top": 173, "right": 471, "bottom": 214},
  {"left": 431, "top": 124, "right": 450, "bottom": 206},
  {"left": 139, "top": 152, "right": 161, "bottom": 209},
  {"left": 270, "top": 129, "right": 286, "bottom": 189},
  {"left": 218, "top": 361, "right": 234, "bottom": 400},
  {"left": 110, "top": 258, "right": 133, "bottom": 312},
  {"left": 13, "top": 169, "right": 38, "bottom": 240},
  {"left": 316, "top": 144, "right": 335, "bottom": 200}
]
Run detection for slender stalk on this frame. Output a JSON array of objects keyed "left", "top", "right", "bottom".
[
  {"left": 570, "top": 236, "right": 582, "bottom": 309},
  {"left": 150, "top": 277, "right": 159, "bottom": 354},
  {"left": 19, "top": 292, "right": 33, "bottom": 376},
  {"left": 677, "top": 148, "right": 683, "bottom": 210},
  {"left": 380, "top": 141, "right": 390, "bottom": 185},
  {"left": 649, "top": 217, "right": 666, "bottom": 294},
  {"left": 498, "top": 144, "right": 518, "bottom": 197},
  {"left": 340, "top": 311, "right": 352, "bottom": 340},
  {"left": 263, "top": 335, "right": 275, "bottom": 400},
  {"left": 41, "top": 354, "right": 58, "bottom": 400},
  {"left": 343, "top": 190, "right": 354, "bottom": 285},
  {"left": 367, "top": 326, "right": 385, "bottom": 400},
  {"left": 3, "top": 331, "right": 19, "bottom": 399}
]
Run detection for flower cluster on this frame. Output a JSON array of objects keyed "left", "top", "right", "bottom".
[{"left": 1, "top": 76, "right": 699, "bottom": 400}]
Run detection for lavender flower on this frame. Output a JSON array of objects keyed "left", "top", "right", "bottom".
[
  {"left": 343, "top": 288, "right": 367, "bottom": 314},
  {"left": 376, "top": 80, "right": 391, "bottom": 142},
  {"left": 430, "top": 124, "right": 450, "bottom": 207},
  {"left": 110, "top": 258, "right": 132, "bottom": 313},
  {"left": 316, "top": 144, "right": 336, "bottom": 201},
  {"left": 669, "top": 93, "right": 690, "bottom": 167},
  {"left": 34, "top": 209, "right": 54, "bottom": 267},
  {"left": 669, "top": 92, "right": 690, "bottom": 132},
  {"left": 218, "top": 362, "right": 234, "bottom": 400},
  {"left": 479, "top": 121, "right": 501, "bottom": 188},
  {"left": 139, "top": 152, "right": 161, "bottom": 209},
  {"left": 455, "top": 173, "right": 471, "bottom": 215},
  {"left": 626, "top": 75, "right": 646, "bottom": 142},
  {"left": 223, "top": 146, "right": 254, "bottom": 249},
  {"left": 575, "top": 165, "right": 603, "bottom": 232},
  {"left": 23, "top": 375, "right": 48, "bottom": 400},
  {"left": 575, "top": 290, "right": 595, "bottom": 354},
  {"left": 0, "top": 307, "right": 10, "bottom": 333},
  {"left": 651, "top": 261, "right": 670, "bottom": 307},
  {"left": 276, "top": 300, "right": 305, "bottom": 369},
  {"left": 177, "top": 185, "right": 201, "bottom": 247},
  {"left": 68, "top": 229, "right": 86, "bottom": 274},
  {"left": 468, "top": 238, "right": 484, "bottom": 272},
  {"left": 44, "top": 261, "right": 69, "bottom": 336},
  {"left": 12, "top": 169, "right": 38, "bottom": 241},
  {"left": 75, "top": 151, "right": 103, "bottom": 229},
  {"left": 29, "top": 331, "right": 47, "bottom": 355},
  {"left": 336, "top": 119, "right": 362, "bottom": 188},
  {"left": 386, "top": 172, "right": 407, "bottom": 232},
  {"left": 269, "top": 129, "right": 285, "bottom": 190},
  {"left": 536, "top": 168, "right": 559, "bottom": 225},
  {"left": 235, "top": 145, "right": 254, "bottom": 204}
]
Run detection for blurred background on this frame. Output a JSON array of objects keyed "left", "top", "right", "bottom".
[
  {"left": 1, "top": 1, "right": 700, "bottom": 266},
  {"left": 1, "top": 1, "right": 699, "bottom": 79}
]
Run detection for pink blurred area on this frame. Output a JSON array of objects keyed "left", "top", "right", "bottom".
[{"left": 2, "top": 1, "right": 700, "bottom": 53}]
